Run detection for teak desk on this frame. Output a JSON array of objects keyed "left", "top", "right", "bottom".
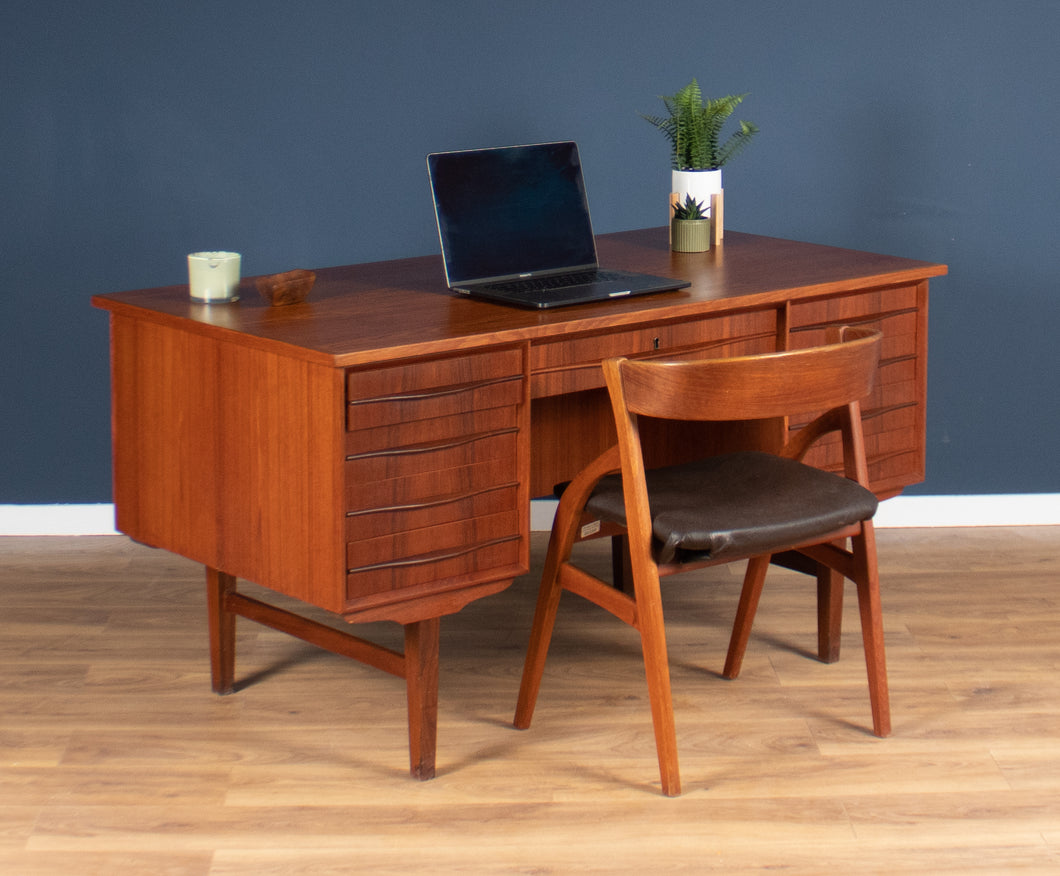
[{"left": 92, "top": 228, "right": 946, "bottom": 780}]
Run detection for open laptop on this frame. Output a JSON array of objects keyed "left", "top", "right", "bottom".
[{"left": 427, "top": 141, "right": 690, "bottom": 309}]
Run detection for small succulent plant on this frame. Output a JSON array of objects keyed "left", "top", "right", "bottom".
[{"left": 672, "top": 194, "right": 708, "bottom": 221}]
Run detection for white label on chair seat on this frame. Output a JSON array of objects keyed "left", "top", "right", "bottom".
[{"left": 580, "top": 519, "right": 602, "bottom": 538}]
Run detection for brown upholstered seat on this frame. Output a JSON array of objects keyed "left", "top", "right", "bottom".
[
  {"left": 587, "top": 451, "right": 879, "bottom": 565},
  {"left": 514, "top": 326, "right": 891, "bottom": 796}
]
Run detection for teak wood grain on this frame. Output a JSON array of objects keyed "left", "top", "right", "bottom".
[
  {"left": 94, "top": 230, "right": 943, "bottom": 368},
  {"left": 2, "top": 528, "right": 1059, "bottom": 873},
  {"left": 91, "top": 228, "right": 946, "bottom": 783}
]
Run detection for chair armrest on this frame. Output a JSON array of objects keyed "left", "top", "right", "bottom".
[
  {"left": 782, "top": 407, "right": 845, "bottom": 462},
  {"left": 555, "top": 445, "right": 622, "bottom": 512}
]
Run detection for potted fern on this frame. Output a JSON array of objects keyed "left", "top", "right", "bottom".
[
  {"left": 670, "top": 194, "right": 711, "bottom": 252},
  {"left": 641, "top": 78, "right": 758, "bottom": 215}
]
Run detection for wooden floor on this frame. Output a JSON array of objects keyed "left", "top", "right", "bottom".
[{"left": 2, "top": 527, "right": 1059, "bottom": 874}]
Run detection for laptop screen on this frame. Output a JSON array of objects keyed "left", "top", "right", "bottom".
[{"left": 428, "top": 141, "right": 599, "bottom": 286}]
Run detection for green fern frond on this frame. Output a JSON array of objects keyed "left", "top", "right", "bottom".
[
  {"left": 715, "top": 119, "right": 760, "bottom": 167},
  {"left": 641, "top": 79, "right": 758, "bottom": 170}
]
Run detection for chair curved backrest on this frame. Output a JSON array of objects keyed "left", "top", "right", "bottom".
[{"left": 607, "top": 325, "right": 881, "bottom": 423}]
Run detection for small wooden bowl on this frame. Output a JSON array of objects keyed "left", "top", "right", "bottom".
[{"left": 256, "top": 269, "right": 316, "bottom": 306}]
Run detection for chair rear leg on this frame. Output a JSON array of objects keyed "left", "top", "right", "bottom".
[
  {"left": 817, "top": 564, "right": 844, "bottom": 663},
  {"left": 723, "top": 554, "right": 771, "bottom": 679}
]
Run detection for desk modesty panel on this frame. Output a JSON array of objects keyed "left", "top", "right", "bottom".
[{"left": 93, "top": 228, "right": 946, "bottom": 625}]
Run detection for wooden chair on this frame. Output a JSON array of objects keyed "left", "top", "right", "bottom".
[{"left": 513, "top": 326, "right": 890, "bottom": 796}]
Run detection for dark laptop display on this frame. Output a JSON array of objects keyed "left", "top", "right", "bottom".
[{"left": 427, "top": 141, "right": 689, "bottom": 309}]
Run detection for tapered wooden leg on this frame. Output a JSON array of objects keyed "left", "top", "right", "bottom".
[
  {"left": 852, "top": 523, "right": 891, "bottom": 737},
  {"left": 516, "top": 447, "right": 622, "bottom": 731},
  {"left": 636, "top": 580, "right": 681, "bottom": 797},
  {"left": 817, "top": 563, "right": 845, "bottom": 663},
  {"left": 404, "top": 618, "right": 440, "bottom": 780},
  {"left": 206, "top": 567, "right": 237, "bottom": 695},
  {"left": 723, "top": 554, "right": 771, "bottom": 679},
  {"left": 513, "top": 526, "right": 568, "bottom": 730}
]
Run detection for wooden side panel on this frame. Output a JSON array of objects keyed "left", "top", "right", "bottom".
[
  {"left": 110, "top": 314, "right": 222, "bottom": 564},
  {"left": 108, "top": 314, "right": 347, "bottom": 611}
]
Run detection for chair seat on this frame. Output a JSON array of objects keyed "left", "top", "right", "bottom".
[{"left": 586, "top": 451, "right": 879, "bottom": 565}]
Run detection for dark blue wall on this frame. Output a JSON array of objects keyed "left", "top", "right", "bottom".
[{"left": 3, "top": 1, "right": 1058, "bottom": 502}]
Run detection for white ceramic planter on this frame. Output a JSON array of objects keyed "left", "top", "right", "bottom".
[{"left": 672, "top": 168, "right": 723, "bottom": 217}]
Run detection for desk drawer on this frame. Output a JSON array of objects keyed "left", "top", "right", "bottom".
[
  {"left": 347, "top": 456, "right": 518, "bottom": 513},
  {"left": 346, "top": 409, "right": 519, "bottom": 457},
  {"left": 789, "top": 284, "right": 918, "bottom": 330},
  {"left": 530, "top": 309, "right": 777, "bottom": 397},
  {"left": 344, "top": 348, "right": 528, "bottom": 607},
  {"left": 347, "top": 347, "right": 524, "bottom": 399},
  {"left": 346, "top": 484, "right": 519, "bottom": 542},
  {"left": 347, "top": 375, "right": 522, "bottom": 431},
  {"left": 348, "top": 509, "right": 520, "bottom": 569},
  {"left": 347, "top": 537, "right": 523, "bottom": 602},
  {"left": 346, "top": 429, "right": 518, "bottom": 483},
  {"left": 788, "top": 284, "right": 926, "bottom": 494}
]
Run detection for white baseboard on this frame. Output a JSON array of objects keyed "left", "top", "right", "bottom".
[
  {"left": 0, "top": 504, "right": 120, "bottom": 536},
  {"left": 870, "top": 494, "right": 1059, "bottom": 528},
  {"left": 1, "top": 496, "right": 1057, "bottom": 537}
]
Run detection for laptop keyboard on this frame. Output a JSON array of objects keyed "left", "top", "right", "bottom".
[{"left": 486, "top": 270, "right": 628, "bottom": 294}]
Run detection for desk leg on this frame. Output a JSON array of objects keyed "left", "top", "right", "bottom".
[
  {"left": 204, "top": 566, "right": 440, "bottom": 779},
  {"left": 206, "top": 567, "right": 237, "bottom": 694},
  {"left": 404, "top": 618, "right": 440, "bottom": 780}
]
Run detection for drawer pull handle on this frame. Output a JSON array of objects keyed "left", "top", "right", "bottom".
[
  {"left": 350, "top": 374, "right": 522, "bottom": 406},
  {"left": 346, "top": 427, "right": 518, "bottom": 461},
  {"left": 861, "top": 401, "right": 917, "bottom": 421},
  {"left": 791, "top": 307, "right": 918, "bottom": 334},
  {"left": 346, "top": 483, "right": 519, "bottom": 517},
  {"left": 348, "top": 534, "right": 520, "bottom": 575}
]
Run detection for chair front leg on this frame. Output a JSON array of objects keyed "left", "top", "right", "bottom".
[
  {"left": 515, "top": 447, "right": 620, "bottom": 730},
  {"left": 637, "top": 587, "right": 682, "bottom": 797},
  {"left": 852, "top": 523, "right": 891, "bottom": 737},
  {"left": 513, "top": 508, "right": 578, "bottom": 730}
]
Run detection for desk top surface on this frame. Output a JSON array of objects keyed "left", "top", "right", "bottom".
[{"left": 92, "top": 229, "right": 946, "bottom": 368}]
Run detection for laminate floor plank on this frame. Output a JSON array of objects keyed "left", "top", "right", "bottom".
[{"left": 2, "top": 527, "right": 1060, "bottom": 873}]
